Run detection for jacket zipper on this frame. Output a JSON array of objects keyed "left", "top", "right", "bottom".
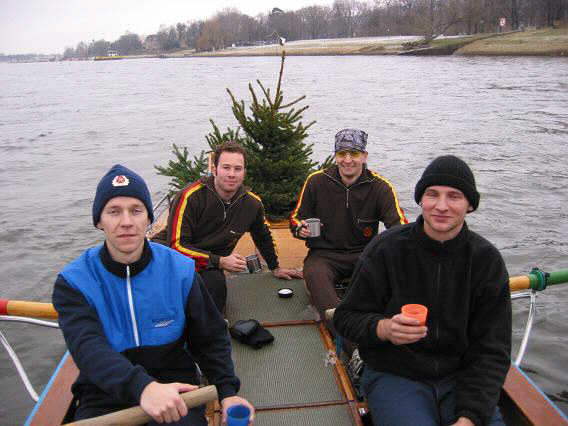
[
  {"left": 434, "top": 262, "right": 441, "bottom": 377},
  {"left": 126, "top": 265, "right": 140, "bottom": 347},
  {"left": 325, "top": 172, "right": 372, "bottom": 209},
  {"left": 208, "top": 185, "right": 246, "bottom": 221}
]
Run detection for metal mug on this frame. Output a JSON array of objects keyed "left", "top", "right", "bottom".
[
  {"left": 304, "top": 218, "right": 321, "bottom": 238},
  {"left": 246, "top": 254, "right": 262, "bottom": 273}
]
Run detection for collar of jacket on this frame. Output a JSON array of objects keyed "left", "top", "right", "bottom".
[
  {"left": 325, "top": 164, "right": 374, "bottom": 187},
  {"left": 99, "top": 238, "right": 152, "bottom": 278},
  {"left": 203, "top": 175, "right": 248, "bottom": 202},
  {"left": 413, "top": 215, "right": 469, "bottom": 257}
]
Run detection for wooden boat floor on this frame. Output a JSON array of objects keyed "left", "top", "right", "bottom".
[{"left": 225, "top": 271, "right": 358, "bottom": 425}]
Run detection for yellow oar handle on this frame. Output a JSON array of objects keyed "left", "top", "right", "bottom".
[
  {"left": 0, "top": 298, "right": 58, "bottom": 320},
  {"left": 509, "top": 276, "right": 531, "bottom": 292},
  {"left": 64, "top": 385, "right": 218, "bottom": 426}
]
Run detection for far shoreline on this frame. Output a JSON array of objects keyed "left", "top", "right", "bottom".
[
  {"left": 13, "top": 26, "right": 564, "bottom": 64},
  {"left": 147, "top": 27, "right": 568, "bottom": 59}
]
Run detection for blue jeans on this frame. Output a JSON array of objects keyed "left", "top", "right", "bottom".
[{"left": 361, "top": 367, "right": 504, "bottom": 426}]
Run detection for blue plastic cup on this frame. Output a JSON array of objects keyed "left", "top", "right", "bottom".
[{"left": 227, "top": 404, "right": 251, "bottom": 426}]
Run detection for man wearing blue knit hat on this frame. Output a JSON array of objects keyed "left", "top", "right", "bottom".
[{"left": 53, "top": 164, "right": 254, "bottom": 425}]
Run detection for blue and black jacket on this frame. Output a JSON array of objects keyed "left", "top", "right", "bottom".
[{"left": 52, "top": 240, "right": 239, "bottom": 412}]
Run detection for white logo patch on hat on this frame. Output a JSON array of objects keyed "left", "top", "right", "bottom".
[{"left": 112, "top": 175, "right": 130, "bottom": 187}]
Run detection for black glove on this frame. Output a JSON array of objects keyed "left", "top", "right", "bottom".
[{"left": 230, "top": 319, "right": 274, "bottom": 349}]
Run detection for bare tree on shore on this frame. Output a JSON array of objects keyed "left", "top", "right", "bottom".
[{"left": 63, "top": 0, "right": 566, "bottom": 55}]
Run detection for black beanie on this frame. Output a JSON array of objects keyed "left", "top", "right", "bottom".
[
  {"left": 92, "top": 164, "right": 154, "bottom": 227},
  {"left": 414, "top": 155, "right": 480, "bottom": 211}
]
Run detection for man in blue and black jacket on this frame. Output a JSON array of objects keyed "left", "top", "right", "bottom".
[{"left": 52, "top": 164, "right": 253, "bottom": 425}]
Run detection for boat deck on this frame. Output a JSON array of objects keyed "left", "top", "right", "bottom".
[
  {"left": 233, "top": 224, "right": 307, "bottom": 270},
  {"left": 225, "top": 272, "right": 360, "bottom": 425},
  {"left": 216, "top": 227, "right": 363, "bottom": 425}
]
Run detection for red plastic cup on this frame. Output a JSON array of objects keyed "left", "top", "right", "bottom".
[{"left": 401, "top": 304, "right": 428, "bottom": 326}]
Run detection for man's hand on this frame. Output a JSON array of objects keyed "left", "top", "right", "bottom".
[
  {"left": 296, "top": 220, "right": 311, "bottom": 238},
  {"left": 451, "top": 417, "right": 475, "bottom": 426},
  {"left": 140, "top": 381, "right": 198, "bottom": 423},
  {"left": 221, "top": 395, "right": 255, "bottom": 425},
  {"left": 272, "top": 267, "right": 303, "bottom": 280},
  {"left": 219, "top": 254, "right": 247, "bottom": 272},
  {"left": 376, "top": 314, "right": 427, "bottom": 345}
]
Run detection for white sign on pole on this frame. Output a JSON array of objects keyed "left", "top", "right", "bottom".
[{"left": 499, "top": 17, "right": 506, "bottom": 27}]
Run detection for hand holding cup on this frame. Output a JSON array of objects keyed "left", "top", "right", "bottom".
[{"left": 401, "top": 304, "right": 428, "bottom": 326}]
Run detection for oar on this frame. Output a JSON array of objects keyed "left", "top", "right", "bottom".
[
  {"left": 0, "top": 298, "right": 57, "bottom": 319},
  {"left": 64, "top": 385, "right": 217, "bottom": 426},
  {"left": 509, "top": 268, "right": 568, "bottom": 292},
  {"left": 3, "top": 268, "right": 568, "bottom": 321}
]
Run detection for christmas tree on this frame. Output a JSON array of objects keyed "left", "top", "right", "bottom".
[
  {"left": 229, "top": 51, "right": 319, "bottom": 220},
  {"left": 156, "top": 51, "right": 330, "bottom": 220}
]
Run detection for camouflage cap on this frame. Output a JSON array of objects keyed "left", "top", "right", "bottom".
[{"left": 334, "top": 129, "right": 368, "bottom": 153}]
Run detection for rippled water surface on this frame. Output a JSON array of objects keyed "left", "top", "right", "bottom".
[{"left": 1, "top": 55, "right": 567, "bottom": 424}]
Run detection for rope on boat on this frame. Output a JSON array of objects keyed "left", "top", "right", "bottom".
[{"left": 0, "top": 329, "right": 39, "bottom": 401}]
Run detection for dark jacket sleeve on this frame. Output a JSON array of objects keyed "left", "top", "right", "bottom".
[
  {"left": 185, "top": 273, "right": 240, "bottom": 400},
  {"left": 455, "top": 253, "right": 512, "bottom": 426},
  {"left": 167, "top": 185, "right": 220, "bottom": 270},
  {"left": 289, "top": 173, "right": 317, "bottom": 239},
  {"left": 333, "top": 239, "right": 388, "bottom": 347},
  {"left": 52, "top": 275, "right": 154, "bottom": 403},
  {"left": 372, "top": 176, "right": 408, "bottom": 229},
  {"left": 249, "top": 199, "right": 279, "bottom": 270}
]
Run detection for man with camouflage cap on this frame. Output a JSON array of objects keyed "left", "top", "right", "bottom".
[{"left": 290, "top": 129, "right": 407, "bottom": 323}]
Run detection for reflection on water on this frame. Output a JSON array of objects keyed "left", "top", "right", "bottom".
[{"left": 1, "top": 55, "right": 567, "bottom": 423}]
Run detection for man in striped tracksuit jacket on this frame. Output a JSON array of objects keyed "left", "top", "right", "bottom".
[{"left": 290, "top": 129, "right": 408, "bottom": 324}]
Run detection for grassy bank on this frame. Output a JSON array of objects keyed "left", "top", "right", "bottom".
[
  {"left": 116, "top": 26, "right": 568, "bottom": 60},
  {"left": 180, "top": 27, "right": 568, "bottom": 57},
  {"left": 455, "top": 27, "right": 568, "bottom": 56}
]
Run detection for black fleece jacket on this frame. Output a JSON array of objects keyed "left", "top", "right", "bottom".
[{"left": 334, "top": 217, "right": 512, "bottom": 426}]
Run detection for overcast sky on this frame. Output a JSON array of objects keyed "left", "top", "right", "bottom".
[{"left": 2, "top": 0, "right": 335, "bottom": 55}]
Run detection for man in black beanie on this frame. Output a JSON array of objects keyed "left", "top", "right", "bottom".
[
  {"left": 334, "top": 155, "right": 511, "bottom": 426},
  {"left": 53, "top": 164, "right": 254, "bottom": 425}
]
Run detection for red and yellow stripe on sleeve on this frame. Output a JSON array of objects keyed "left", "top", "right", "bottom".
[
  {"left": 170, "top": 182, "right": 209, "bottom": 270},
  {"left": 370, "top": 171, "right": 408, "bottom": 225},
  {"left": 289, "top": 170, "right": 323, "bottom": 229}
]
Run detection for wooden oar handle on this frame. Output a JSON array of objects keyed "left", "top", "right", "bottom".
[
  {"left": 64, "top": 385, "right": 218, "bottom": 426},
  {"left": 0, "top": 298, "right": 58, "bottom": 319},
  {"left": 509, "top": 276, "right": 531, "bottom": 292}
]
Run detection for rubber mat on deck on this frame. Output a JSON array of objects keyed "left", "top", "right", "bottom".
[
  {"left": 254, "top": 404, "right": 356, "bottom": 426},
  {"left": 226, "top": 272, "right": 314, "bottom": 323},
  {"left": 230, "top": 324, "right": 344, "bottom": 407}
]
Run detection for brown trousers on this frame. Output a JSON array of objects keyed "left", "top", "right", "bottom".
[{"left": 303, "top": 249, "right": 362, "bottom": 324}]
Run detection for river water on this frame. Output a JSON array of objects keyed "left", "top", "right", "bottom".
[{"left": 1, "top": 55, "right": 567, "bottom": 424}]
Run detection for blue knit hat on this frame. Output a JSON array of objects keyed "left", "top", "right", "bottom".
[{"left": 92, "top": 164, "right": 154, "bottom": 227}]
